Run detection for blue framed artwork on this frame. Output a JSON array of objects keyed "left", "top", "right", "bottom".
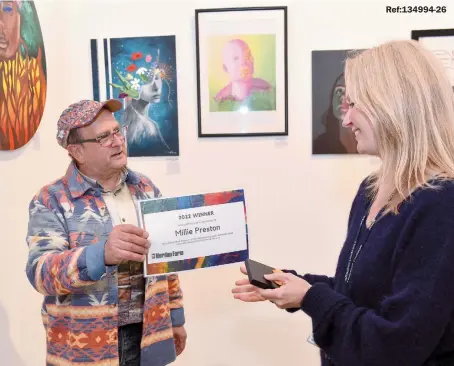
[{"left": 90, "top": 35, "right": 179, "bottom": 157}]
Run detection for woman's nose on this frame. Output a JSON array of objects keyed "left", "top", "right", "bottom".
[{"left": 342, "top": 110, "right": 352, "bottom": 127}]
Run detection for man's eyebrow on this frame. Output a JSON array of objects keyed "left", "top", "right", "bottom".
[{"left": 97, "top": 125, "right": 120, "bottom": 136}]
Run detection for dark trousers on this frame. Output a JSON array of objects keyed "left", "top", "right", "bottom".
[{"left": 119, "top": 322, "right": 143, "bottom": 366}]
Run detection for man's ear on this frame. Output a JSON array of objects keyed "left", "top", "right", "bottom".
[{"left": 67, "top": 144, "right": 85, "bottom": 164}]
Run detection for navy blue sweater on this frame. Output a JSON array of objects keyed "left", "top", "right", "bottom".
[{"left": 292, "top": 178, "right": 454, "bottom": 366}]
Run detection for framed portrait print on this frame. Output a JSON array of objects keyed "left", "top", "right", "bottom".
[
  {"left": 311, "top": 49, "right": 364, "bottom": 155},
  {"left": 411, "top": 28, "right": 454, "bottom": 91},
  {"left": 90, "top": 35, "right": 180, "bottom": 157},
  {"left": 195, "top": 6, "right": 288, "bottom": 137}
]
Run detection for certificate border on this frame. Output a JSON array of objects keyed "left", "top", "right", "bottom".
[{"left": 138, "top": 189, "right": 248, "bottom": 276}]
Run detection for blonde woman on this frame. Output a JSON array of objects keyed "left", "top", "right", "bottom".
[{"left": 232, "top": 39, "right": 454, "bottom": 366}]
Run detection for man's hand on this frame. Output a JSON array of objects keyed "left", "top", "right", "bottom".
[
  {"left": 104, "top": 224, "right": 150, "bottom": 265},
  {"left": 173, "top": 326, "right": 187, "bottom": 356}
]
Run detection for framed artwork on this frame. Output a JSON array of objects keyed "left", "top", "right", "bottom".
[
  {"left": 0, "top": 1, "right": 47, "bottom": 151},
  {"left": 411, "top": 28, "right": 454, "bottom": 91},
  {"left": 312, "top": 49, "right": 364, "bottom": 155},
  {"left": 90, "top": 35, "right": 179, "bottom": 157},
  {"left": 195, "top": 6, "right": 288, "bottom": 137}
]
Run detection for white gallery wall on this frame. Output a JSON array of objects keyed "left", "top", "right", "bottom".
[{"left": 1, "top": 0, "right": 453, "bottom": 365}]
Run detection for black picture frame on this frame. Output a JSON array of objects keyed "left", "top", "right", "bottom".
[
  {"left": 411, "top": 28, "right": 454, "bottom": 40},
  {"left": 411, "top": 28, "right": 454, "bottom": 91},
  {"left": 195, "top": 6, "right": 288, "bottom": 137}
]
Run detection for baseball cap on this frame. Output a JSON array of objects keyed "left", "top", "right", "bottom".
[{"left": 56, "top": 99, "right": 122, "bottom": 148}]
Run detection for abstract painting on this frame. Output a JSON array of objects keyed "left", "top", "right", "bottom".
[
  {"left": 412, "top": 28, "right": 454, "bottom": 92},
  {"left": 195, "top": 6, "right": 288, "bottom": 137},
  {"left": 0, "top": 1, "right": 47, "bottom": 151},
  {"left": 90, "top": 35, "right": 179, "bottom": 157},
  {"left": 312, "top": 49, "right": 362, "bottom": 155}
]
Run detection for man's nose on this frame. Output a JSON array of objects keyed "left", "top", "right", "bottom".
[{"left": 111, "top": 133, "right": 123, "bottom": 146}]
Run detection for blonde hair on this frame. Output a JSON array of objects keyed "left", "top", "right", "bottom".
[{"left": 344, "top": 40, "right": 454, "bottom": 213}]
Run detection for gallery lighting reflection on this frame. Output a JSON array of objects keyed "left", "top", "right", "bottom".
[{"left": 239, "top": 106, "right": 249, "bottom": 114}]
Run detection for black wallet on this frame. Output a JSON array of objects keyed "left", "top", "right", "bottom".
[{"left": 245, "top": 259, "right": 283, "bottom": 290}]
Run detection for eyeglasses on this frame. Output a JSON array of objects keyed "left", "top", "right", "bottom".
[
  {"left": 341, "top": 96, "right": 355, "bottom": 111},
  {"left": 74, "top": 125, "right": 128, "bottom": 147}
]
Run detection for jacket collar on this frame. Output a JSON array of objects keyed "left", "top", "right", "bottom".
[{"left": 63, "top": 161, "right": 141, "bottom": 199}]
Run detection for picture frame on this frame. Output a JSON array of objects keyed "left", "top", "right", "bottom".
[
  {"left": 90, "top": 35, "right": 180, "bottom": 157},
  {"left": 311, "top": 49, "right": 364, "bottom": 155},
  {"left": 195, "top": 6, "right": 288, "bottom": 137},
  {"left": 411, "top": 28, "right": 454, "bottom": 91}
]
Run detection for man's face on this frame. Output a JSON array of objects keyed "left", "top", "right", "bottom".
[
  {"left": 0, "top": 2, "right": 21, "bottom": 61},
  {"left": 73, "top": 110, "right": 127, "bottom": 173}
]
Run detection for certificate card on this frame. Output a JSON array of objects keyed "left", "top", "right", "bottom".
[{"left": 137, "top": 189, "right": 249, "bottom": 276}]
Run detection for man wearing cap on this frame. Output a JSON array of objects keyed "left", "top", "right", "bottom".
[{"left": 25, "top": 99, "right": 187, "bottom": 366}]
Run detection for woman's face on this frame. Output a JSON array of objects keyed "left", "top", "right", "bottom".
[
  {"left": 0, "top": 1, "right": 21, "bottom": 61},
  {"left": 139, "top": 70, "right": 162, "bottom": 103},
  {"left": 342, "top": 98, "right": 378, "bottom": 155},
  {"left": 332, "top": 85, "right": 346, "bottom": 120},
  {"left": 331, "top": 75, "right": 347, "bottom": 121}
]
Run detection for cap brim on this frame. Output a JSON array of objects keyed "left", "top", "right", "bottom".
[{"left": 102, "top": 99, "right": 122, "bottom": 113}]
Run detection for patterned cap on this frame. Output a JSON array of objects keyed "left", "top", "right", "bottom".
[{"left": 56, "top": 99, "right": 122, "bottom": 148}]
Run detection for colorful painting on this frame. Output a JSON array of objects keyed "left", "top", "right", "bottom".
[
  {"left": 90, "top": 35, "right": 179, "bottom": 157},
  {"left": 195, "top": 7, "right": 288, "bottom": 137},
  {"left": 0, "top": 1, "right": 47, "bottom": 151},
  {"left": 139, "top": 190, "right": 249, "bottom": 276},
  {"left": 208, "top": 34, "right": 276, "bottom": 112},
  {"left": 312, "top": 49, "right": 362, "bottom": 155}
]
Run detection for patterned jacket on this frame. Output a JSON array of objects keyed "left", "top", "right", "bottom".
[{"left": 25, "top": 162, "right": 185, "bottom": 366}]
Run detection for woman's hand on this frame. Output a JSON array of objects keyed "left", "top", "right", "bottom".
[
  {"left": 232, "top": 264, "right": 266, "bottom": 302},
  {"left": 258, "top": 271, "right": 312, "bottom": 309},
  {"left": 232, "top": 265, "right": 312, "bottom": 309}
]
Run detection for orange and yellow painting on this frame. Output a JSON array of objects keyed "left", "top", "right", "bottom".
[{"left": 0, "top": 1, "right": 46, "bottom": 151}]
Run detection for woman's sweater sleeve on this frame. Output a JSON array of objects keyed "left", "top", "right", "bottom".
[
  {"left": 300, "top": 197, "right": 454, "bottom": 366},
  {"left": 283, "top": 270, "right": 335, "bottom": 287}
]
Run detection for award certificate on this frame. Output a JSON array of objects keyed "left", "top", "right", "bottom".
[{"left": 138, "top": 189, "right": 249, "bottom": 276}]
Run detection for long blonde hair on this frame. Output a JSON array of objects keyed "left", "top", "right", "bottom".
[{"left": 344, "top": 40, "right": 454, "bottom": 213}]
